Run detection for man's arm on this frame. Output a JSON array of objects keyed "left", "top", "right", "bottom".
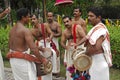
[
  {"left": 82, "top": 20, "right": 87, "bottom": 34},
  {"left": 60, "top": 32, "right": 67, "bottom": 49},
  {"left": 0, "top": 7, "right": 10, "bottom": 18},
  {"left": 45, "top": 23, "right": 53, "bottom": 41},
  {"left": 25, "top": 29, "right": 44, "bottom": 61},
  {"left": 77, "top": 25, "right": 86, "bottom": 38}
]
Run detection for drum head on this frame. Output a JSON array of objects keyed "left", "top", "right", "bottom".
[{"left": 73, "top": 54, "right": 92, "bottom": 71}]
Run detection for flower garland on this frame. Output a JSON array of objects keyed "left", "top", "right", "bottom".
[{"left": 67, "top": 65, "right": 90, "bottom": 80}]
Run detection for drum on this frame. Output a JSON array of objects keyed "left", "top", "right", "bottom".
[
  {"left": 35, "top": 60, "right": 52, "bottom": 76},
  {"left": 72, "top": 48, "right": 92, "bottom": 71},
  {"left": 36, "top": 48, "right": 53, "bottom": 76},
  {"left": 40, "top": 48, "right": 53, "bottom": 59}
]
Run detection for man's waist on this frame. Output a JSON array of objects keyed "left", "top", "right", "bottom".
[{"left": 6, "top": 51, "right": 40, "bottom": 63}]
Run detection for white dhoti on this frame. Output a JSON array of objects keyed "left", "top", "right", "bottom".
[
  {"left": 37, "top": 40, "right": 52, "bottom": 80},
  {"left": 0, "top": 50, "right": 5, "bottom": 80},
  {"left": 89, "top": 54, "right": 109, "bottom": 80},
  {"left": 52, "top": 37, "right": 60, "bottom": 73},
  {"left": 86, "top": 23, "right": 111, "bottom": 80},
  {"left": 64, "top": 45, "right": 85, "bottom": 80},
  {"left": 9, "top": 50, "right": 37, "bottom": 80}
]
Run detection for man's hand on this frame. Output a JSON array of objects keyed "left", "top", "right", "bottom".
[
  {"left": 70, "top": 43, "right": 77, "bottom": 47},
  {"left": 4, "top": 7, "right": 11, "bottom": 14}
]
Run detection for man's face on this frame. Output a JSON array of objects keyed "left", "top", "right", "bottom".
[
  {"left": 31, "top": 15, "right": 38, "bottom": 25},
  {"left": 24, "top": 13, "right": 30, "bottom": 24},
  {"left": 88, "top": 11, "right": 98, "bottom": 26},
  {"left": 73, "top": 9, "right": 81, "bottom": 17},
  {"left": 63, "top": 18, "right": 71, "bottom": 28},
  {"left": 47, "top": 12, "right": 53, "bottom": 23}
]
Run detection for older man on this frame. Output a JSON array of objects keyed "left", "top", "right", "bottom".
[
  {"left": 46, "top": 12, "right": 62, "bottom": 77},
  {"left": 72, "top": 7, "right": 87, "bottom": 34},
  {"left": 61, "top": 16, "right": 86, "bottom": 80}
]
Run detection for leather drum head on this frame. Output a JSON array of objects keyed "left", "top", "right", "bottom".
[
  {"left": 72, "top": 48, "right": 92, "bottom": 71},
  {"left": 73, "top": 54, "right": 92, "bottom": 71}
]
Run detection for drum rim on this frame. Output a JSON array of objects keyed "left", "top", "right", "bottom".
[
  {"left": 71, "top": 48, "right": 85, "bottom": 60},
  {"left": 73, "top": 54, "right": 92, "bottom": 71}
]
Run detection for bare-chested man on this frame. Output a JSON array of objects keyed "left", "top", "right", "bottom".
[
  {"left": 72, "top": 7, "right": 87, "bottom": 34},
  {"left": 7, "top": 8, "right": 47, "bottom": 80},
  {"left": 74, "top": 7, "right": 112, "bottom": 80},
  {"left": 31, "top": 14, "right": 53, "bottom": 80},
  {"left": 61, "top": 16, "right": 86, "bottom": 80},
  {"left": 0, "top": 7, "right": 10, "bottom": 80},
  {"left": 46, "top": 12, "right": 62, "bottom": 77}
]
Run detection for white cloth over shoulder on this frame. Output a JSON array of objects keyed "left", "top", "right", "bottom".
[
  {"left": 52, "top": 37, "right": 60, "bottom": 73},
  {"left": 87, "top": 22, "right": 112, "bottom": 67},
  {"left": 0, "top": 50, "right": 5, "bottom": 80},
  {"left": 9, "top": 49, "right": 37, "bottom": 80}
]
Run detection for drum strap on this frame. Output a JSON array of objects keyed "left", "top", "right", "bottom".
[
  {"left": 41, "top": 23, "right": 46, "bottom": 47},
  {"left": 73, "top": 24, "right": 77, "bottom": 49}
]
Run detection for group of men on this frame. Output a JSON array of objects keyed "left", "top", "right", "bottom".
[{"left": 0, "top": 6, "right": 112, "bottom": 80}]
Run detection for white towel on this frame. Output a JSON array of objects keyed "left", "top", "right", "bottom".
[{"left": 87, "top": 23, "right": 112, "bottom": 67}]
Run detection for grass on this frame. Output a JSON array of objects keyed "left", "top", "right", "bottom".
[{"left": 4, "top": 60, "right": 120, "bottom": 80}]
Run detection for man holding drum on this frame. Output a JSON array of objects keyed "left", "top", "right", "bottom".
[
  {"left": 61, "top": 16, "right": 86, "bottom": 80},
  {"left": 31, "top": 14, "right": 53, "bottom": 80},
  {"left": 7, "top": 8, "right": 48, "bottom": 80},
  {"left": 73, "top": 6, "right": 112, "bottom": 80},
  {"left": 46, "top": 12, "right": 62, "bottom": 78}
]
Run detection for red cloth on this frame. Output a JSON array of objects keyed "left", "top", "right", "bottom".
[{"left": 55, "top": 0, "right": 73, "bottom": 6}]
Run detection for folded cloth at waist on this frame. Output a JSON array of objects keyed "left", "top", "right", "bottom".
[{"left": 6, "top": 51, "right": 40, "bottom": 63}]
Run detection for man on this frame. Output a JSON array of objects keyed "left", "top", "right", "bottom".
[
  {"left": 46, "top": 12, "right": 62, "bottom": 77},
  {"left": 74, "top": 7, "right": 112, "bottom": 80},
  {"left": 0, "top": 7, "right": 10, "bottom": 80},
  {"left": 7, "top": 8, "right": 47, "bottom": 80},
  {"left": 31, "top": 14, "right": 53, "bottom": 80},
  {"left": 72, "top": 7, "right": 87, "bottom": 34},
  {"left": 61, "top": 16, "right": 86, "bottom": 80}
]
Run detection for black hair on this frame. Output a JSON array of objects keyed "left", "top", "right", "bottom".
[
  {"left": 74, "top": 6, "right": 82, "bottom": 12},
  {"left": 16, "top": 8, "right": 29, "bottom": 20},
  {"left": 62, "top": 16, "right": 72, "bottom": 20},
  {"left": 88, "top": 6, "right": 102, "bottom": 17}
]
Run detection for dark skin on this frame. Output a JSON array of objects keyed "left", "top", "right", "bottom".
[
  {"left": 9, "top": 14, "right": 46, "bottom": 62},
  {"left": 61, "top": 17, "right": 86, "bottom": 50},
  {"left": 73, "top": 11, "right": 104, "bottom": 56},
  {"left": 47, "top": 12, "right": 62, "bottom": 38},
  {"left": 72, "top": 8, "right": 87, "bottom": 34},
  {"left": 31, "top": 15, "right": 53, "bottom": 42}
]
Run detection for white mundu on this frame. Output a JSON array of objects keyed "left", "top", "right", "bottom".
[
  {"left": 0, "top": 50, "right": 5, "bottom": 80},
  {"left": 87, "top": 23, "right": 110, "bottom": 80},
  {"left": 52, "top": 37, "right": 60, "bottom": 73},
  {"left": 9, "top": 49, "right": 37, "bottom": 80}
]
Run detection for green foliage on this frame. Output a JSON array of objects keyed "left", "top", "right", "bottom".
[
  {"left": 0, "top": 26, "right": 11, "bottom": 59},
  {"left": 107, "top": 26, "right": 120, "bottom": 68}
]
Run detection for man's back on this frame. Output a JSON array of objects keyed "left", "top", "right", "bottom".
[{"left": 9, "top": 22, "right": 29, "bottom": 51}]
